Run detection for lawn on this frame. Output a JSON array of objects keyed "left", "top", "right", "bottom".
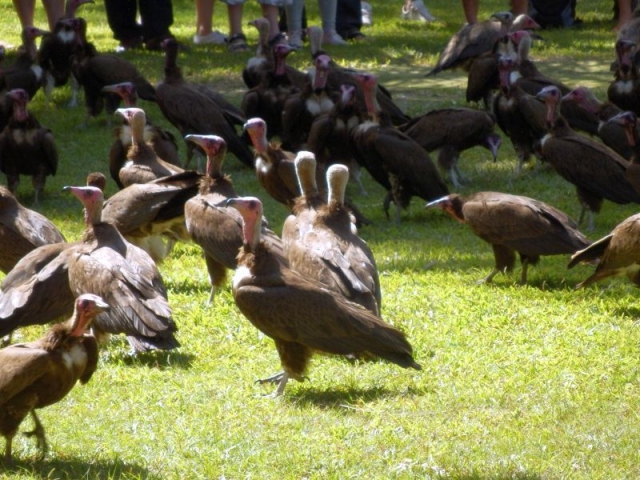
[{"left": 1, "top": 0, "right": 639, "bottom": 479}]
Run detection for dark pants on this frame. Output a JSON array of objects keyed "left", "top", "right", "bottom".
[
  {"left": 336, "top": 0, "right": 362, "bottom": 39},
  {"left": 104, "top": 0, "right": 173, "bottom": 41}
]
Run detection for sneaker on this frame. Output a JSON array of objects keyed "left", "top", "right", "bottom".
[
  {"left": 323, "top": 30, "right": 348, "bottom": 45},
  {"left": 193, "top": 30, "right": 227, "bottom": 45},
  {"left": 361, "top": 2, "right": 373, "bottom": 27},
  {"left": 401, "top": 0, "right": 436, "bottom": 22},
  {"left": 288, "top": 30, "right": 303, "bottom": 50}
]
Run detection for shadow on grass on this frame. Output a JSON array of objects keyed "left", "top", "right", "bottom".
[
  {"left": 286, "top": 383, "right": 430, "bottom": 409},
  {"left": 104, "top": 349, "right": 196, "bottom": 370},
  {"left": 3, "top": 455, "right": 158, "bottom": 480},
  {"left": 446, "top": 473, "right": 541, "bottom": 480}
]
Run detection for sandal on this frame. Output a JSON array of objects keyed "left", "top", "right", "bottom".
[{"left": 227, "top": 33, "right": 249, "bottom": 52}]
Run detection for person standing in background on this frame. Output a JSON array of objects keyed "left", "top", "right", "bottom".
[
  {"left": 336, "top": 0, "right": 365, "bottom": 41},
  {"left": 104, "top": 0, "right": 175, "bottom": 52},
  {"left": 285, "top": 0, "right": 347, "bottom": 49},
  {"left": 13, "top": 0, "right": 64, "bottom": 31}
]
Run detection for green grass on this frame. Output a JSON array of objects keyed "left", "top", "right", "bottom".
[{"left": 1, "top": 0, "right": 640, "bottom": 478}]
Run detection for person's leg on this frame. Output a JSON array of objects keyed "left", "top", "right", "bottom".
[
  {"left": 225, "top": 0, "right": 249, "bottom": 51},
  {"left": 615, "top": 0, "right": 633, "bottom": 31},
  {"left": 139, "top": 0, "right": 173, "bottom": 44},
  {"left": 461, "top": 0, "right": 478, "bottom": 24},
  {"left": 42, "top": 0, "right": 64, "bottom": 31},
  {"left": 335, "top": 0, "right": 361, "bottom": 41},
  {"left": 511, "top": 0, "right": 528, "bottom": 16},
  {"left": 194, "top": 0, "right": 226, "bottom": 44},
  {"left": 260, "top": 3, "right": 283, "bottom": 43},
  {"left": 285, "top": 0, "right": 304, "bottom": 48},
  {"left": 13, "top": 0, "right": 35, "bottom": 28},
  {"left": 104, "top": 0, "right": 142, "bottom": 42}
]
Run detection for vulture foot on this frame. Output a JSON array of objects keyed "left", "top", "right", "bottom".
[
  {"left": 519, "top": 261, "right": 530, "bottom": 285},
  {"left": 23, "top": 412, "right": 48, "bottom": 459},
  {"left": 255, "top": 371, "right": 286, "bottom": 385},
  {"left": 2, "top": 439, "right": 14, "bottom": 467},
  {"left": 477, "top": 268, "right": 500, "bottom": 285}
]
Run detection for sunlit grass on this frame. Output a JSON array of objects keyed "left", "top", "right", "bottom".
[{"left": 0, "top": 0, "right": 639, "bottom": 478}]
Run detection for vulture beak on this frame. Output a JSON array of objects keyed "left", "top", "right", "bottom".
[{"left": 425, "top": 196, "right": 450, "bottom": 209}]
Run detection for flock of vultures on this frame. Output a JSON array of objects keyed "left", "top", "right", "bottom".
[{"left": 1, "top": 0, "right": 640, "bottom": 465}]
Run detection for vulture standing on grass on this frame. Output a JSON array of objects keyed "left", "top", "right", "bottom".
[
  {"left": 0, "top": 88, "right": 58, "bottom": 204},
  {"left": 427, "top": 192, "right": 591, "bottom": 284},
  {"left": 242, "top": 18, "right": 272, "bottom": 89},
  {"left": 229, "top": 196, "right": 421, "bottom": 397},
  {"left": 350, "top": 73, "right": 449, "bottom": 223},
  {"left": 103, "top": 81, "right": 180, "bottom": 183},
  {"left": 114, "top": 107, "right": 183, "bottom": 188},
  {"left": 0, "top": 294, "right": 108, "bottom": 465},
  {"left": 398, "top": 108, "right": 502, "bottom": 188},
  {"left": 568, "top": 213, "right": 640, "bottom": 288},
  {"left": 284, "top": 157, "right": 381, "bottom": 315},
  {"left": 69, "top": 17, "right": 156, "bottom": 125},
  {"left": 156, "top": 38, "right": 253, "bottom": 168},
  {"left": 65, "top": 185, "right": 179, "bottom": 353},
  {"left": 184, "top": 134, "right": 286, "bottom": 302},
  {"left": 0, "top": 26, "right": 48, "bottom": 101},
  {"left": 0, "top": 186, "right": 65, "bottom": 274},
  {"left": 537, "top": 85, "right": 640, "bottom": 230}
]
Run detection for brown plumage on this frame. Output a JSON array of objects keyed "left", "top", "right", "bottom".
[
  {"left": 103, "top": 82, "right": 180, "bottom": 188},
  {"left": 606, "top": 110, "right": 640, "bottom": 193},
  {"left": 398, "top": 108, "right": 502, "bottom": 188},
  {"left": 427, "top": 192, "right": 591, "bottom": 284},
  {"left": 560, "top": 86, "right": 618, "bottom": 140},
  {"left": 0, "top": 89, "right": 58, "bottom": 204},
  {"left": 229, "top": 196, "right": 420, "bottom": 397},
  {"left": 607, "top": 40, "right": 640, "bottom": 115},
  {"left": 115, "top": 107, "right": 183, "bottom": 188},
  {"left": 284, "top": 157, "right": 381, "bottom": 315},
  {"left": 537, "top": 85, "right": 640, "bottom": 230},
  {"left": 568, "top": 213, "right": 640, "bottom": 288},
  {"left": 241, "top": 43, "right": 300, "bottom": 142},
  {"left": 101, "top": 171, "right": 199, "bottom": 263},
  {"left": 427, "top": 12, "right": 539, "bottom": 76},
  {"left": 0, "top": 294, "right": 108, "bottom": 465},
  {"left": 242, "top": 18, "right": 273, "bottom": 89},
  {"left": 65, "top": 185, "right": 179, "bottom": 353},
  {"left": 184, "top": 134, "right": 286, "bottom": 302},
  {"left": 1, "top": 26, "right": 47, "bottom": 101},
  {"left": 350, "top": 73, "right": 449, "bottom": 223},
  {"left": 465, "top": 34, "right": 515, "bottom": 108},
  {"left": 156, "top": 38, "right": 252, "bottom": 169},
  {"left": 0, "top": 186, "right": 65, "bottom": 274},
  {"left": 69, "top": 17, "right": 156, "bottom": 125}
]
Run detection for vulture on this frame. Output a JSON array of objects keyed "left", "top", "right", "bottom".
[
  {"left": 183, "top": 134, "right": 286, "bottom": 302},
  {"left": 605, "top": 110, "right": 640, "bottom": 193},
  {"left": 228, "top": 196, "right": 421, "bottom": 397},
  {"left": 0, "top": 186, "right": 65, "bottom": 274},
  {"left": 156, "top": 38, "right": 253, "bottom": 169},
  {"left": 427, "top": 192, "right": 591, "bottom": 284},
  {"left": 242, "top": 18, "right": 273, "bottom": 89},
  {"left": 37, "top": 0, "right": 94, "bottom": 106},
  {"left": 607, "top": 39, "right": 640, "bottom": 115},
  {"left": 398, "top": 108, "right": 502, "bottom": 188},
  {"left": 69, "top": 17, "right": 156, "bottom": 125},
  {"left": 114, "top": 107, "right": 183, "bottom": 188},
  {"left": 103, "top": 81, "right": 180, "bottom": 183},
  {"left": 537, "top": 85, "right": 640, "bottom": 230},
  {"left": 241, "top": 43, "right": 300, "bottom": 143},
  {"left": 0, "top": 26, "right": 48, "bottom": 101},
  {"left": 0, "top": 294, "right": 108, "bottom": 465},
  {"left": 101, "top": 171, "right": 199, "bottom": 263},
  {"left": 568, "top": 213, "right": 640, "bottom": 288},
  {"left": 284, "top": 157, "right": 381, "bottom": 315},
  {"left": 350, "top": 73, "right": 449, "bottom": 223},
  {"left": 0, "top": 88, "right": 58, "bottom": 204},
  {"left": 65, "top": 185, "right": 179, "bottom": 353},
  {"left": 493, "top": 55, "right": 547, "bottom": 174},
  {"left": 426, "top": 12, "right": 539, "bottom": 77}
]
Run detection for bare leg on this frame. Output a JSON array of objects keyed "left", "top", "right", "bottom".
[
  {"left": 42, "top": 0, "right": 64, "bottom": 31},
  {"left": 228, "top": 3, "right": 243, "bottom": 36},
  {"left": 195, "top": 0, "right": 214, "bottom": 36},
  {"left": 261, "top": 4, "right": 281, "bottom": 41},
  {"left": 13, "top": 0, "right": 35, "bottom": 28},
  {"left": 615, "top": 0, "right": 633, "bottom": 31},
  {"left": 461, "top": 0, "right": 478, "bottom": 24},
  {"left": 510, "top": 0, "right": 528, "bottom": 16}
]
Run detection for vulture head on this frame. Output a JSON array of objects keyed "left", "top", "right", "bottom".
[
  {"left": 490, "top": 11, "right": 514, "bottom": 29},
  {"left": 115, "top": 107, "right": 146, "bottom": 144},
  {"left": 273, "top": 43, "right": 295, "bottom": 75},
  {"left": 483, "top": 133, "right": 502, "bottom": 161},
  {"left": 186, "top": 134, "right": 227, "bottom": 177},
  {"left": 86, "top": 172, "right": 107, "bottom": 192},
  {"left": 64, "top": 185, "right": 104, "bottom": 226},
  {"left": 102, "top": 82, "right": 138, "bottom": 107},
  {"left": 294, "top": 151, "right": 318, "bottom": 196},
  {"left": 7, "top": 89, "right": 29, "bottom": 121},
  {"left": 248, "top": 17, "right": 270, "bottom": 52},
  {"left": 244, "top": 117, "right": 269, "bottom": 154},
  {"left": 497, "top": 55, "right": 516, "bottom": 94},
  {"left": 339, "top": 84, "right": 357, "bottom": 106},
  {"left": 226, "top": 197, "right": 263, "bottom": 249},
  {"left": 609, "top": 111, "right": 638, "bottom": 147},
  {"left": 69, "top": 293, "right": 109, "bottom": 337},
  {"left": 326, "top": 164, "right": 349, "bottom": 206},
  {"left": 21, "top": 25, "right": 48, "bottom": 58},
  {"left": 426, "top": 194, "right": 465, "bottom": 223},
  {"left": 312, "top": 54, "right": 331, "bottom": 92},
  {"left": 354, "top": 73, "right": 379, "bottom": 118},
  {"left": 511, "top": 14, "right": 540, "bottom": 31},
  {"left": 615, "top": 39, "right": 636, "bottom": 76},
  {"left": 536, "top": 86, "right": 562, "bottom": 128},
  {"left": 561, "top": 86, "right": 599, "bottom": 114}
]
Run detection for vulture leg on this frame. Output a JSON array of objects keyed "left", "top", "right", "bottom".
[
  {"left": 3, "top": 435, "right": 13, "bottom": 466},
  {"left": 586, "top": 211, "right": 595, "bottom": 232},
  {"left": 23, "top": 411, "right": 48, "bottom": 459},
  {"left": 68, "top": 76, "right": 80, "bottom": 108},
  {"left": 520, "top": 258, "right": 530, "bottom": 285},
  {"left": 394, "top": 202, "right": 402, "bottom": 225},
  {"left": 203, "top": 255, "right": 228, "bottom": 305},
  {"left": 477, "top": 267, "right": 500, "bottom": 284},
  {"left": 351, "top": 164, "right": 368, "bottom": 196},
  {"left": 383, "top": 192, "right": 392, "bottom": 220},
  {"left": 449, "top": 167, "right": 463, "bottom": 190}
]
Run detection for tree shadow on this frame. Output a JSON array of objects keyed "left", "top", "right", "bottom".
[
  {"left": 103, "top": 348, "right": 196, "bottom": 370},
  {"left": 2, "top": 456, "right": 158, "bottom": 480}
]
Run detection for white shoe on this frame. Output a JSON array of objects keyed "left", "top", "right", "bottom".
[
  {"left": 401, "top": 0, "right": 436, "bottom": 22},
  {"left": 361, "top": 1, "right": 373, "bottom": 27},
  {"left": 323, "top": 30, "right": 348, "bottom": 45},
  {"left": 193, "top": 30, "right": 227, "bottom": 45},
  {"left": 288, "top": 30, "right": 303, "bottom": 50}
]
